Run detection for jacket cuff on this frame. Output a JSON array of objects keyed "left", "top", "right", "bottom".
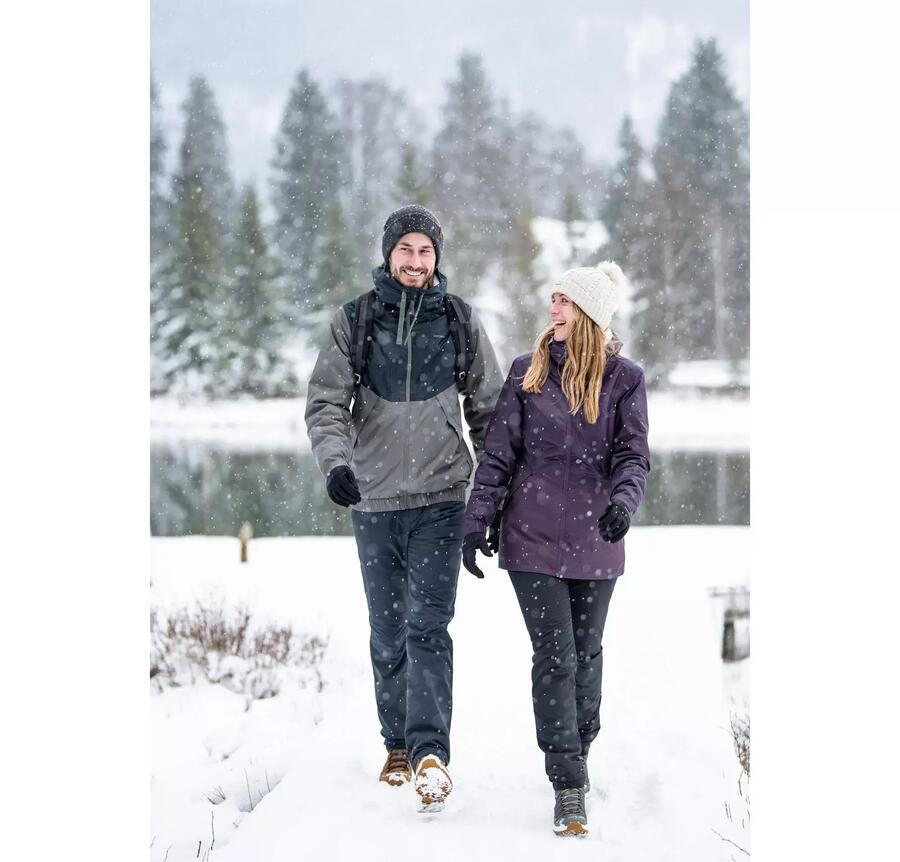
[
  {"left": 463, "top": 514, "right": 488, "bottom": 535},
  {"left": 610, "top": 496, "right": 635, "bottom": 516}
]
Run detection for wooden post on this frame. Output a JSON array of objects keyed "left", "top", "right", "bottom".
[
  {"left": 722, "top": 608, "right": 750, "bottom": 662},
  {"left": 239, "top": 522, "right": 253, "bottom": 563},
  {"left": 710, "top": 585, "right": 750, "bottom": 662},
  {"left": 722, "top": 614, "right": 736, "bottom": 661}
]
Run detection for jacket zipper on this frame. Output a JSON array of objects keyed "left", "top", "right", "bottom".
[
  {"left": 402, "top": 293, "right": 422, "bottom": 495},
  {"left": 403, "top": 310, "right": 411, "bottom": 495},
  {"left": 557, "top": 411, "right": 572, "bottom": 574}
]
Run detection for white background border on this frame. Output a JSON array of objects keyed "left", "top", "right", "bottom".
[{"left": 2, "top": 1, "right": 899, "bottom": 857}]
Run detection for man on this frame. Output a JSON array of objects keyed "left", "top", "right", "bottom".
[{"left": 305, "top": 205, "right": 503, "bottom": 812}]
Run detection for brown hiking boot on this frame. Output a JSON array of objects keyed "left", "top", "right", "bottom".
[
  {"left": 379, "top": 748, "right": 412, "bottom": 786},
  {"left": 414, "top": 755, "right": 453, "bottom": 812}
]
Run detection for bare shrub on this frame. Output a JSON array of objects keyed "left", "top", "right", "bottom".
[
  {"left": 730, "top": 712, "right": 750, "bottom": 778},
  {"left": 150, "top": 602, "right": 328, "bottom": 698},
  {"left": 204, "top": 785, "right": 226, "bottom": 805}
]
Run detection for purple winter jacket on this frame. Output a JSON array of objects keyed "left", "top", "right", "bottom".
[{"left": 463, "top": 338, "right": 650, "bottom": 580}]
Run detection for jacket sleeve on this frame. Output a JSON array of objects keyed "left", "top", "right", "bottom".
[
  {"left": 460, "top": 307, "right": 504, "bottom": 459},
  {"left": 609, "top": 367, "right": 651, "bottom": 515},
  {"left": 463, "top": 359, "right": 525, "bottom": 534},
  {"left": 304, "top": 306, "right": 355, "bottom": 479}
]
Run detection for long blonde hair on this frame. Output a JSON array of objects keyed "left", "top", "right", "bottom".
[{"left": 521, "top": 303, "right": 608, "bottom": 424}]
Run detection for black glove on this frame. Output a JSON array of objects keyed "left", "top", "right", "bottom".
[
  {"left": 487, "top": 510, "right": 502, "bottom": 554},
  {"left": 462, "top": 530, "right": 493, "bottom": 579},
  {"left": 598, "top": 502, "right": 631, "bottom": 543},
  {"left": 326, "top": 465, "right": 361, "bottom": 507}
]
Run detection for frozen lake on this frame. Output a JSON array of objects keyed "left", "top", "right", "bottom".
[{"left": 150, "top": 444, "right": 750, "bottom": 536}]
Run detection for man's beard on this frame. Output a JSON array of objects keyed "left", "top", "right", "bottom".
[{"left": 390, "top": 264, "right": 434, "bottom": 289}]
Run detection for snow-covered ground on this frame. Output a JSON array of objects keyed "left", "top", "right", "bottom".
[
  {"left": 150, "top": 392, "right": 749, "bottom": 453},
  {"left": 151, "top": 528, "right": 750, "bottom": 860}
]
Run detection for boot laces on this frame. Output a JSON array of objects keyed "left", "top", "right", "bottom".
[
  {"left": 386, "top": 748, "right": 409, "bottom": 773},
  {"left": 556, "top": 787, "right": 585, "bottom": 819}
]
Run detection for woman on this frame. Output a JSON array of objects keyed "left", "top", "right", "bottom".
[{"left": 461, "top": 261, "right": 650, "bottom": 837}]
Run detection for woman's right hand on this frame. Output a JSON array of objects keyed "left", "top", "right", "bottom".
[{"left": 462, "top": 530, "right": 493, "bottom": 579}]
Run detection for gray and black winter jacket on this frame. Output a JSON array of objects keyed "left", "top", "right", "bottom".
[{"left": 305, "top": 267, "right": 504, "bottom": 512}]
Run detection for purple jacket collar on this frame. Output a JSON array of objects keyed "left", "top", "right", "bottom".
[
  {"left": 549, "top": 336, "right": 623, "bottom": 368},
  {"left": 549, "top": 338, "right": 567, "bottom": 365}
]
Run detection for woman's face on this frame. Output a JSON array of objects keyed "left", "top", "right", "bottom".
[{"left": 550, "top": 293, "right": 576, "bottom": 341}]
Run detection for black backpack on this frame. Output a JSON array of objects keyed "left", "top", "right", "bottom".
[{"left": 349, "top": 289, "right": 476, "bottom": 393}]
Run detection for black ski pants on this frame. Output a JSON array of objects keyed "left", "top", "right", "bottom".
[
  {"left": 351, "top": 501, "right": 464, "bottom": 770},
  {"left": 509, "top": 571, "right": 617, "bottom": 790}
]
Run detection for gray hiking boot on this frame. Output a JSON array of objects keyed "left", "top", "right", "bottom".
[
  {"left": 553, "top": 787, "right": 588, "bottom": 836},
  {"left": 583, "top": 772, "right": 591, "bottom": 794}
]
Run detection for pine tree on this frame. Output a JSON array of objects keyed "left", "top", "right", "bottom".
[
  {"left": 653, "top": 38, "right": 749, "bottom": 363},
  {"left": 600, "top": 116, "right": 668, "bottom": 383},
  {"left": 151, "top": 76, "right": 235, "bottom": 396},
  {"left": 432, "top": 53, "right": 511, "bottom": 290},
  {"left": 224, "top": 184, "right": 299, "bottom": 397},
  {"left": 150, "top": 74, "right": 173, "bottom": 394},
  {"left": 270, "top": 70, "right": 344, "bottom": 326},
  {"left": 600, "top": 116, "right": 642, "bottom": 245},
  {"left": 560, "top": 185, "right": 585, "bottom": 224},
  {"left": 150, "top": 75, "right": 171, "bottom": 259},
  {"left": 311, "top": 198, "right": 361, "bottom": 347},
  {"left": 560, "top": 184, "right": 586, "bottom": 267},
  {"left": 393, "top": 142, "right": 430, "bottom": 207},
  {"left": 502, "top": 196, "right": 545, "bottom": 360},
  {"left": 333, "top": 78, "right": 417, "bottom": 264}
]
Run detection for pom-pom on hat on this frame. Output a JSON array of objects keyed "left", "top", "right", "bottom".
[
  {"left": 382, "top": 205, "right": 444, "bottom": 267},
  {"left": 551, "top": 261, "right": 627, "bottom": 341}
]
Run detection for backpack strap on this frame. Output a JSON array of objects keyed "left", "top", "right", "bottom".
[
  {"left": 444, "top": 293, "right": 476, "bottom": 391},
  {"left": 349, "top": 289, "right": 376, "bottom": 390}
]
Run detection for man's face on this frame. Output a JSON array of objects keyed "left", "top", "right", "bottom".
[{"left": 389, "top": 232, "right": 436, "bottom": 289}]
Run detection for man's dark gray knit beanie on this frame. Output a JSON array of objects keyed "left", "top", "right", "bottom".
[{"left": 382, "top": 205, "right": 444, "bottom": 267}]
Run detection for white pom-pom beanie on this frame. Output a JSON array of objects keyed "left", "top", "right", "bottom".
[{"left": 551, "top": 261, "right": 627, "bottom": 341}]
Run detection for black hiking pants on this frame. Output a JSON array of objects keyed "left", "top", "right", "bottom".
[
  {"left": 509, "top": 571, "right": 617, "bottom": 790},
  {"left": 351, "top": 501, "right": 464, "bottom": 770}
]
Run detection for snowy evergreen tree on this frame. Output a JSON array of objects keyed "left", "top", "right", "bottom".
[
  {"left": 507, "top": 113, "right": 551, "bottom": 213},
  {"left": 601, "top": 116, "right": 642, "bottom": 245},
  {"left": 223, "top": 184, "right": 300, "bottom": 397},
  {"left": 601, "top": 116, "right": 668, "bottom": 384},
  {"left": 150, "top": 75, "right": 171, "bottom": 259},
  {"left": 560, "top": 185, "right": 585, "bottom": 224},
  {"left": 333, "top": 78, "right": 419, "bottom": 266},
  {"left": 502, "top": 196, "right": 545, "bottom": 360},
  {"left": 150, "top": 74, "right": 173, "bottom": 394},
  {"left": 560, "top": 184, "right": 586, "bottom": 268},
  {"left": 504, "top": 114, "right": 604, "bottom": 223},
  {"left": 653, "top": 38, "right": 749, "bottom": 362},
  {"left": 151, "top": 76, "right": 235, "bottom": 396},
  {"left": 311, "top": 198, "right": 361, "bottom": 346},
  {"left": 432, "top": 53, "right": 511, "bottom": 290},
  {"left": 270, "top": 70, "right": 344, "bottom": 326},
  {"left": 392, "top": 142, "right": 431, "bottom": 208}
]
